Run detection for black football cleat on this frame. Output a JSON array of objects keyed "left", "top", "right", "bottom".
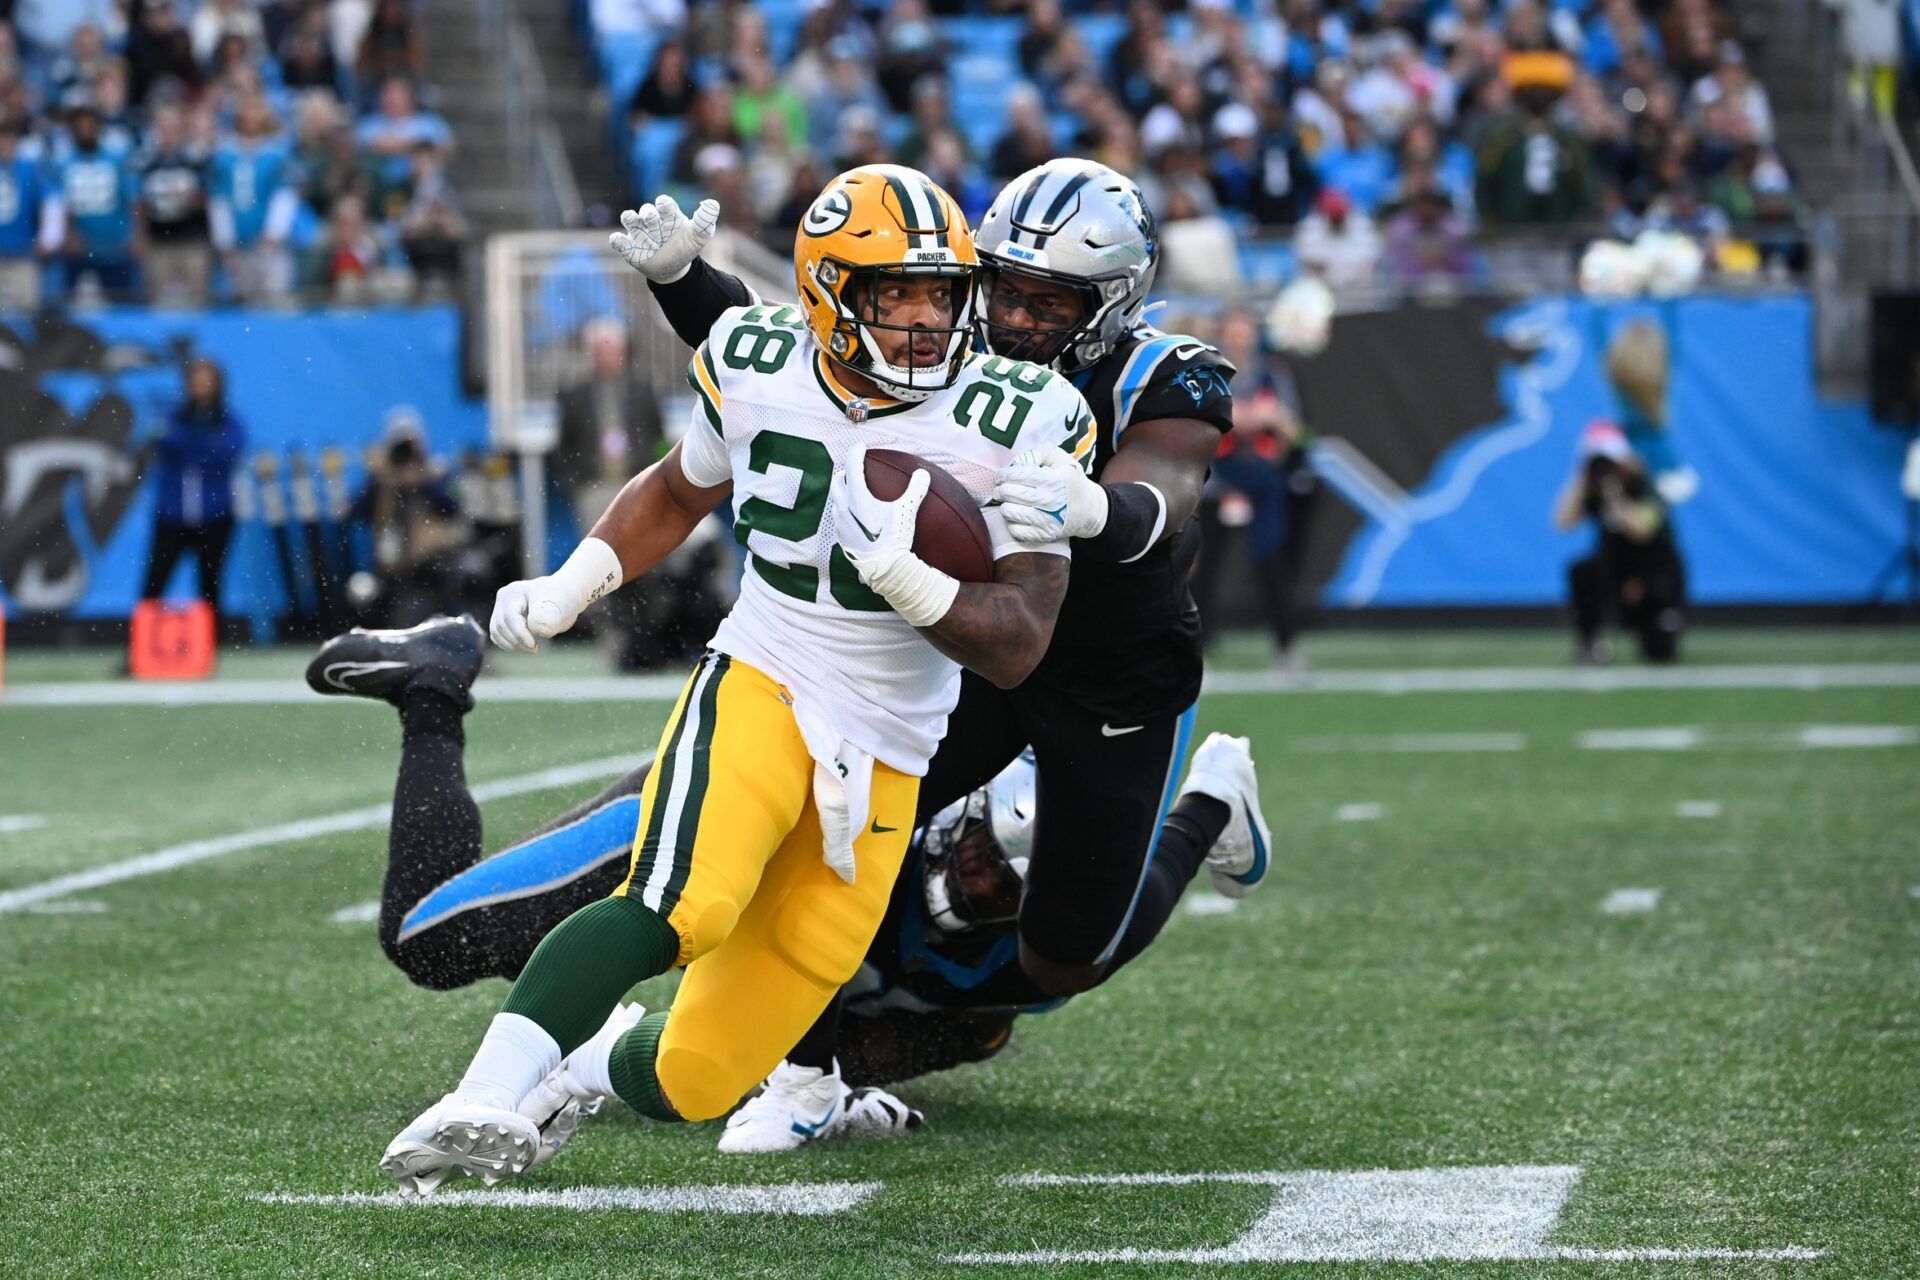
[{"left": 305, "top": 615, "right": 485, "bottom": 711}]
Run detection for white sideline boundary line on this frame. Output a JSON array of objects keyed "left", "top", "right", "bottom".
[
  {"left": 6, "top": 662, "right": 1920, "bottom": 706},
  {"left": 0, "top": 753, "right": 649, "bottom": 913},
  {"left": 260, "top": 1181, "right": 881, "bottom": 1215}
]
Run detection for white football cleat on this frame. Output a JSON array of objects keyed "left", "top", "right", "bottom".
[
  {"left": 519, "top": 1002, "right": 646, "bottom": 1169},
  {"left": 380, "top": 1094, "right": 542, "bottom": 1196},
  {"left": 1181, "top": 733, "right": 1272, "bottom": 900},
  {"left": 839, "top": 1086, "right": 925, "bottom": 1141},
  {"left": 716, "top": 1059, "right": 849, "bottom": 1155}
]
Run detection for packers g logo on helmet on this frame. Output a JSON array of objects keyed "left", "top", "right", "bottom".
[{"left": 793, "top": 165, "right": 978, "bottom": 403}]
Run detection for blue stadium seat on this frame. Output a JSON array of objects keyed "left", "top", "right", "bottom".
[
  {"left": 597, "top": 32, "right": 662, "bottom": 118},
  {"left": 1075, "top": 13, "right": 1128, "bottom": 68},
  {"left": 1237, "top": 241, "right": 1299, "bottom": 290},
  {"left": 757, "top": 0, "right": 806, "bottom": 63},
  {"left": 630, "top": 118, "right": 684, "bottom": 201},
  {"left": 940, "top": 16, "right": 1023, "bottom": 63},
  {"left": 950, "top": 53, "right": 1013, "bottom": 157}
]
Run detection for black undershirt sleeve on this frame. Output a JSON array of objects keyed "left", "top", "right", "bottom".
[{"left": 646, "top": 257, "right": 757, "bottom": 350}]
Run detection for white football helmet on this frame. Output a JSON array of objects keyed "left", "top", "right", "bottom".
[
  {"left": 973, "top": 159, "right": 1158, "bottom": 373},
  {"left": 920, "top": 751, "right": 1037, "bottom": 935}
]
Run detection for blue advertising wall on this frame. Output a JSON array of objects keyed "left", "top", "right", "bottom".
[
  {"left": 1321, "top": 294, "right": 1910, "bottom": 607},
  {"left": 0, "top": 307, "right": 486, "bottom": 623}
]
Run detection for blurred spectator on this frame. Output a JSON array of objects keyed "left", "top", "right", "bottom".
[
  {"left": 1158, "top": 178, "right": 1244, "bottom": 296},
  {"left": 742, "top": 111, "right": 799, "bottom": 224},
  {"left": 733, "top": 53, "right": 806, "bottom": 149},
  {"left": 1836, "top": 0, "right": 1901, "bottom": 119},
  {"left": 898, "top": 76, "right": 965, "bottom": 171},
  {"left": 396, "top": 140, "right": 466, "bottom": 297},
  {"left": 0, "top": 119, "right": 50, "bottom": 312},
  {"left": 671, "top": 83, "right": 739, "bottom": 183},
  {"left": 1385, "top": 185, "right": 1471, "bottom": 288},
  {"left": 50, "top": 24, "right": 113, "bottom": 106},
  {"left": 1686, "top": 43, "right": 1772, "bottom": 148},
  {"left": 833, "top": 103, "right": 890, "bottom": 171},
  {"left": 1658, "top": 0, "right": 1736, "bottom": 85},
  {"left": 1583, "top": 0, "right": 1663, "bottom": 79},
  {"left": 589, "top": 0, "right": 686, "bottom": 39},
  {"left": 555, "top": 317, "right": 662, "bottom": 524},
  {"left": 1196, "top": 313, "right": 1318, "bottom": 673},
  {"left": 1139, "top": 78, "right": 1206, "bottom": 170},
  {"left": 1109, "top": 0, "right": 1166, "bottom": 115},
  {"left": 210, "top": 96, "right": 298, "bottom": 305},
  {"left": 991, "top": 84, "right": 1055, "bottom": 182},
  {"left": 1709, "top": 151, "right": 1805, "bottom": 273},
  {"left": 1474, "top": 55, "right": 1597, "bottom": 225},
  {"left": 357, "top": 0, "right": 424, "bottom": 91},
  {"left": 48, "top": 104, "right": 142, "bottom": 300},
  {"left": 355, "top": 78, "right": 451, "bottom": 193},
  {"left": 136, "top": 102, "right": 214, "bottom": 308},
  {"left": 1296, "top": 187, "right": 1382, "bottom": 288},
  {"left": 875, "top": 1, "right": 947, "bottom": 113},
  {"left": 305, "top": 190, "right": 390, "bottom": 301},
  {"left": 1017, "top": 0, "right": 1070, "bottom": 85},
  {"left": 1210, "top": 101, "right": 1319, "bottom": 227},
  {"left": 279, "top": 9, "right": 343, "bottom": 99},
  {"left": 15, "top": 0, "right": 121, "bottom": 58},
  {"left": 293, "top": 92, "right": 363, "bottom": 220},
  {"left": 1554, "top": 421, "right": 1685, "bottom": 663},
  {"left": 192, "top": 0, "right": 267, "bottom": 67},
  {"left": 921, "top": 129, "right": 991, "bottom": 224},
  {"left": 803, "top": 36, "right": 886, "bottom": 156},
  {"left": 143, "top": 357, "right": 246, "bottom": 618},
  {"left": 353, "top": 407, "right": 471, "bottom": 629},
  {"left": 1312, "top": 110, "right": 1396, "bottom": 214},
  {"left": 629, "top": 39, "right": 696, "bottom": 125},
  {"left": 692, "top": 142, "right": 759, "bottom": 244}
]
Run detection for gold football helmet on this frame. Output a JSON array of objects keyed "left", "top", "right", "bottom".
[{"left": 794, "top": 164, "right": 977, "bottom": 402}]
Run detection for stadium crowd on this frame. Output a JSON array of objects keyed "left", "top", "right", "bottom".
[
  {"left": 597, "top": 0, "right": 1803, "bottom": 295},
  {"left": 0, "top": 0, "right": 464, "bottom": 309}
]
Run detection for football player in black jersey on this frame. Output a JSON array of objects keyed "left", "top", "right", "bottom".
[
  {"left": 609, "top": 159, "right": 1272, "bottom": 1140},
  {"left": 304, "top": 613, "right": 1260, "bottom": 1156}
]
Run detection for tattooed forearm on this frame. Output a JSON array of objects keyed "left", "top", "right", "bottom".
[{"left": 918, "top": 553, "right": 1069, "bottom": 689}]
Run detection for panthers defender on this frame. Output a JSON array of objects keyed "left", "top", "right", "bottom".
[
  {"left": 307, "top": 615, "right": 1266, "bottom": 1156},
  {"left": 608, "top": 160, "right": 1264, "bottom": 1134},
  {"left": 380, "top": 165, "right": 1097, "bottom": 1194}
]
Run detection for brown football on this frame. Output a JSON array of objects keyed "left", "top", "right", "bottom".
[{"left": 864, "top": 448, "right": 995, "bottom": 584}]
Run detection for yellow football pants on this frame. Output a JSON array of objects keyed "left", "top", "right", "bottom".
[{"left": 613, "top": 651, "right": 918, "bottom": 1121}]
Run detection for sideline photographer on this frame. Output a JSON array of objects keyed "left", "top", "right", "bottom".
[{"left": 1555, "top": 421, "right": 1686, "bottom": 663}]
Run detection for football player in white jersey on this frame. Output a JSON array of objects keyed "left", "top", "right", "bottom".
[{"left": 379, "top": 165, "right": 1097, "bottom": 1195}]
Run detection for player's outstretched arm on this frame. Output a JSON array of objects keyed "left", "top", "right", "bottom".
[
  {"left": 490, "top": 443, "right": 731, "bottom": 651},
  {"left": 609, "top": 195, "right": 757, "bottom": 350},
  {"left": 998, "top": 418, "right": 1220, "bottom": 564}
]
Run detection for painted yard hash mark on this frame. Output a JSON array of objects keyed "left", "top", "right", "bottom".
[
  {"left": 0, "top": 815, "right": 49, "bottom": 833},
  {"left": 1601, "top": 888, "right": 1663, "bottom": 915},
  {"left": 1337, "top": 803, "right": 1384, "bottom": 822},
  {"left": 945, "top": 1167, "right": 1823, "bottom": 1265},
  {"left": 1676, "top": 800, "right": 1722, "bottom": 819},
  {"left": 329, "top": 901, "right": 380, "bottom": 924},
  {"left": 260, "top": 1182, "right": 881, "bottom": 1215},
  {"left": 1183, "top": 893, "right": 1239, "bottom": 916}
]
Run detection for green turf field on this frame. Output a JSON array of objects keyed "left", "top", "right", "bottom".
[{"left": 3, "top": 628, "right": 1917, "bottom": 1278}]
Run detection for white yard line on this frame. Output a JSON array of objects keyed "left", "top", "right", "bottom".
[
  {"left": 1601, "top": 888, "right": 1663, "bottom": 915},
  {"left": 0, "top": 754, "right": 649, "bottom": 914},
  {"left": 328, "top": 901, "right": 380, "bottom": 924},
  {"left": 0, "top": 814, "right": 49, "bottom": 833},
  {"left": 1336, "top": 803, "right": 1384, "bottom": 822},
  {"left": 1798, "top": 724, "right": 1920, "bottom": 748},
  {"left": 8, "top": 663, "right": 1920, "bottom": 707},
  {"left": 260, "top": 1182, "right": 880, "bottom": 1215},
  {"left": 942, "top": 1167, "right": 1823, "bottom": 1264},
  {"left": 1578, "top": 728, "right": 1703, "bottom": 751},
  {"left": 1676, "top": 800, "right": 1723, "bottom": 819}
]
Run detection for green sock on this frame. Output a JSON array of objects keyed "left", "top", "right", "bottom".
[
  {"left": 607, "top": 1009, "right": 679, "bottom": 1121},
  {"left": 499, "top": 896, "right": 679, "bottom": 1053}
]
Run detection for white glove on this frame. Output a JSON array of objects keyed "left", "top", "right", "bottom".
[
  {"left": 608, "top": 195, "right": 719, "bottom": 284},
  {"left": 995, "top": 445, "right": 1106, "bottom": 543},
  {"left": 488, "top": 537, "right": 623, "bottom": 652},
  {"left": 832, "top": 445, "right": 958, "bottom": 628}
]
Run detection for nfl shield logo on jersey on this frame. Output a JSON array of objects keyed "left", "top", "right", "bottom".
[{"left": 844, "top": 398, "right": 871, "bottom": 423}]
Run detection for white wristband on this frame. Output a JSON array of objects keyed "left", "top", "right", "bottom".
[
  {"left": 863, "top": 552, "right": 960, "bottom": 628},
  {"left": 553, "top": 536, "right": 625, "bottom": 607}
]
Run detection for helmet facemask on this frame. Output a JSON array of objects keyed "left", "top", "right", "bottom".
[
  {"left": 811, "top": 259, "right": 976, "bottom": 403},
  {"left": 921, "top": 791, "right": 1029, "bottom": 937},
  {"left": 976, "top": 257, "right": 1141, "bottom": 374}
]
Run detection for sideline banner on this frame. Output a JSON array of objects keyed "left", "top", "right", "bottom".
[
  {"left": 0, "top": 308, "right": 485, "bottom": 622},
  {"left": 1291, "top": 294, "right": 1908, "bottom": 607}
]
